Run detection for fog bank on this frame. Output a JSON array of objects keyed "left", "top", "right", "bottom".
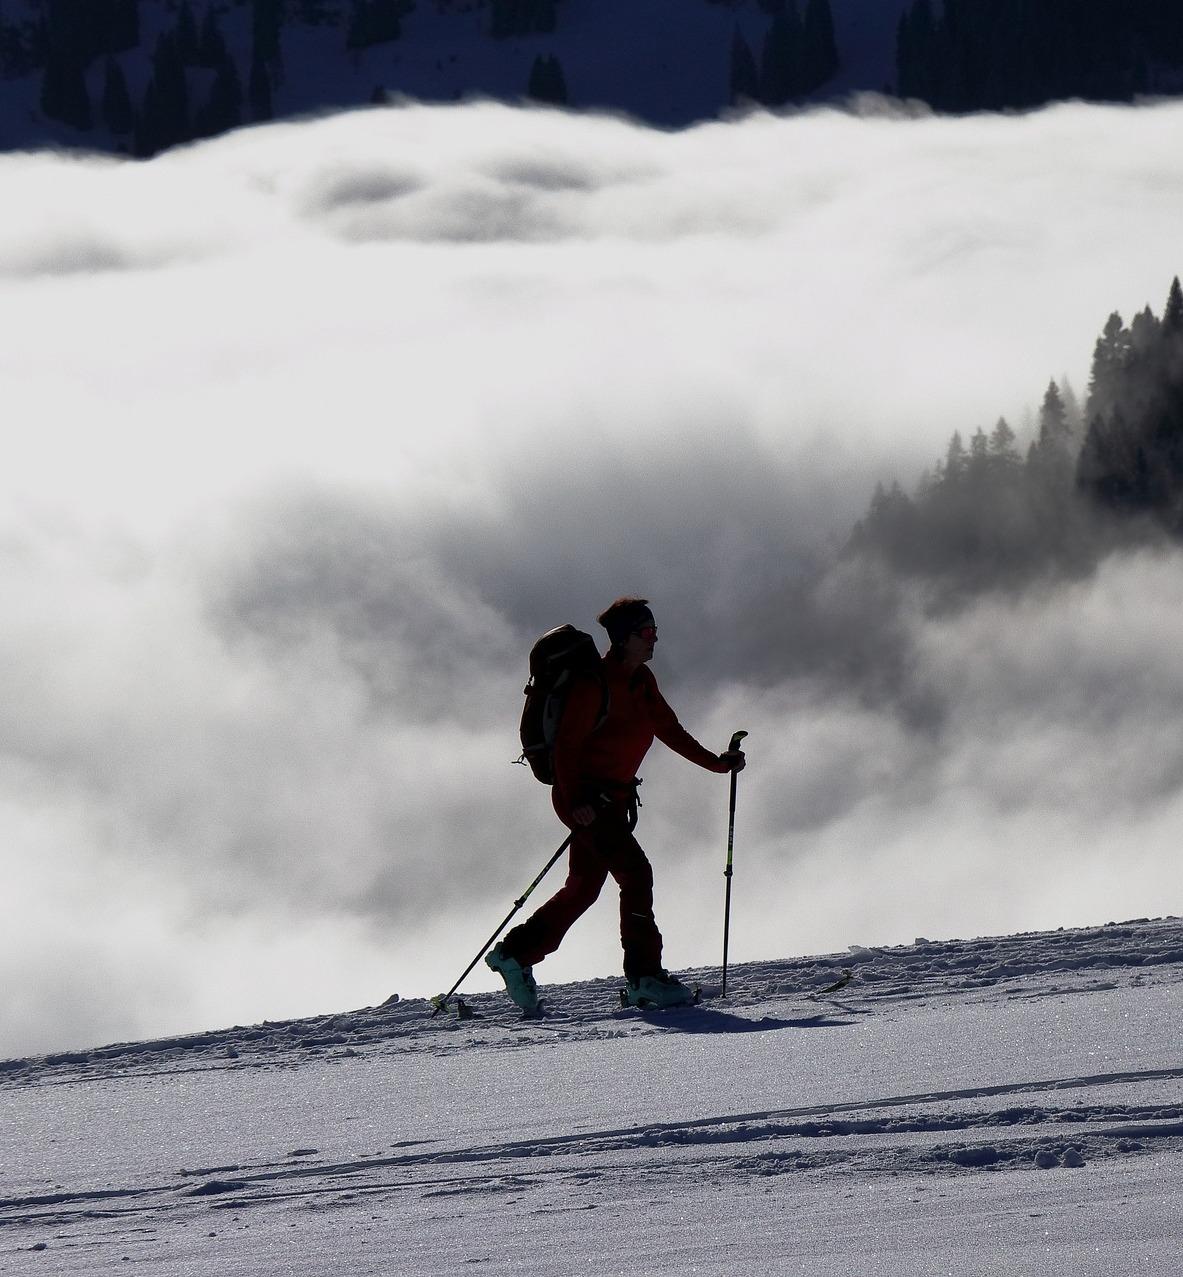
[{"left": 3, "top": 97, "right": 1183, "bottom": 1055}]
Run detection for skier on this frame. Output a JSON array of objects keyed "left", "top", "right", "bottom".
[{"left": 487, "top": 597, "right": 746, "bottom": 1012}]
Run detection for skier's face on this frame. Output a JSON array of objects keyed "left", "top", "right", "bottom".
[{"left": 622, "top": 623, "right": 657, "bottom": 666}]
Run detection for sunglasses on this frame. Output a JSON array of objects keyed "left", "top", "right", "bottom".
[{"left": 634, "top": 625, "right": 658, "bottom": 641}]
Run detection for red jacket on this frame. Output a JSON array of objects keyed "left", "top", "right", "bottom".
[{"left": 553, "top": 649, "right": 723, "bottom": 809}]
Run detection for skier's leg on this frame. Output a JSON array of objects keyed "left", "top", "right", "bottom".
[
  {"left": 595, "top": 816, "right": 663, "bottom": 983},
  {"left": 501, "top": 828, "right": 609, "bottom": 967}
]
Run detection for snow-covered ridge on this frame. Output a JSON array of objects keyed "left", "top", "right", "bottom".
[
  {"left": 5, "top": 915, "right": 1181, "bottom": 1082},
  {"left": 5, "top": 916, "right": 1183, "bottom": 1272}
]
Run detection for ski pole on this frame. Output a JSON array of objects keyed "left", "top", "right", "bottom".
[
  {"left": 720, "top": 729, "right": 748, "bottom": 999},
  {"left": 430, "top": 832, "right": 572, "bottom": 1017}
]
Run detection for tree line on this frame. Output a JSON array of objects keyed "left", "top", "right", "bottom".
[
  {"left": 5, "top": 0, "right": 570, "bottom": 151},
  {"left": 729, "top": 0, "right": 839, "bottom": 108},
  {"left": 851, "top": 278, "right": 1183, "bottom": 594},
  {"left": 14, "top": 0, "right": 1183, "bottom": 156},
  {"left": 896, "top": 0, "right": 1183, "bottom": 112},
  {"left": 10, "top": 0, "right": 285, "bottom": 154}
]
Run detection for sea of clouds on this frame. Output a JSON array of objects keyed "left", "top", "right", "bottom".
[{"left": 3, "top": 96, "right": 1183, "bottom": 1056}]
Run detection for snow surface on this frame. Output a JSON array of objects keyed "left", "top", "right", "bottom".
[{"left": 3, "top": 917, "right": 1182, "bottom": 1273}]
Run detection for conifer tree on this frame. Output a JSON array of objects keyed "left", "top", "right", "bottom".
[
  {"left": 249, "top": 43, "right": 273, "bottom": 121},
  {"left": 1086, "top": 312, "right": 1134, "bottom": 427},
  {"left": 988, "top": 417, "right": 1020, "bottom": 468},
  {"left": 760, "top": 2, "right": 804, "bottom": 105},
  {"left": 40, "top": 46, "right": 93, "bottom": 130},
  {"left": 133, "top": 78, "right": 159, "bottom": 155},
  {"left": 943, "top": 430, "right": 967, "bottom": 484},
  {"left": 176, "top": 1, "right": 200, "bottom": 65},
  {"left": 1030, "top": 380, "right": 1074, "bottom": 488},
  {"left": 109, "top": 0, "right": 140, "bottom": 55},
  {"left": 142, "top": 30, "right": 190, "bottom": 151},
  {"left": 252, "top": 0, "right": 284, "bottom": 70},
  {"left": 729, "top": 27, "right": 760, "bottom": 104},
  {"left": 527, "top": 53, "right": 567, "bottom": 105},
  {"left": 1038, "top": 380, "right": 1070, "bottom": 445},
  {"left": 1164, "top": 277, "right": 1183, "bottom": 336},
  {"left": 896, "top": 0, "right": 938, "bottom": 102},
  {"left": 101, "top": 55, "right": 134, "bottom": 134},
  {"left": 801, "top": 0, "right": 838, "bottom": 93},
  {"left": 198, "top": 48, "right": 242, "bottom": 137},
  {"left": 197, "top": 6, "right": 228, "bottom": 69}
]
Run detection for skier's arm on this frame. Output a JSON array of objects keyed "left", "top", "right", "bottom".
[
  {"left": 648, "top": 679, "right": 738, "bottom": 774},
  {"left": 552, "top": 674, "right": 605, "bottom": 809}
]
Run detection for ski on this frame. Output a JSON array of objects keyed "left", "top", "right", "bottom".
[
  {"left": 612, "top": 969, "right": 851, "bottom": 1011},
  {"left": 810, "top": 969, "right": 853, "bottom": 997},
  {"left": 430, "top": 995, "right": 475, "bottom": 1020},
  {"left": 618, "top": 983, "right": 702, "bottom": 1010}
]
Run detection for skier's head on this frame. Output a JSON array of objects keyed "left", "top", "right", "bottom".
[{"left": 598, "top": 598, "right": 656, "bottom": 660}]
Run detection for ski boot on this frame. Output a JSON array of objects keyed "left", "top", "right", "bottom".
[
  {"left": 622, "top": 971, "right": 698, "bottom": 1009},
  {"left": 485, "top": 944, "right": 542, "bottom": 1016}
]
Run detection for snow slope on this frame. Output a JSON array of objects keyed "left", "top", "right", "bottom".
[{"left": 3, "top": 917, "right": 1182, "bottom": 1274}]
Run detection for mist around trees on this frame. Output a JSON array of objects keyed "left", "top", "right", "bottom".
[{"left": 849, "top": 277, "right": 1183, "bottom": 603}]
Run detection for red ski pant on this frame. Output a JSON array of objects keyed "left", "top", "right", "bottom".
[{"left": 502, "top": 800, "right": 662, "bottom": 983}]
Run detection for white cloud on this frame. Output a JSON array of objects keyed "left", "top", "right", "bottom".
[{"left": 3, "top": 97, "right": 1183, "bottom": 1055}]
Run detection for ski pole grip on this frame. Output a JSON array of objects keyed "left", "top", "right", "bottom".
[{"left": 727, "top": 730, "right": 748, "bottom": 754}]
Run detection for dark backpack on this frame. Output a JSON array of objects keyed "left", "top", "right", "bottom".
[{"left": 517, "top": 624, "right": 608, "bottom": 783}]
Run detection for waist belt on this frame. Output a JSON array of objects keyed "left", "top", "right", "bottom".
[{"left": 594, "top": 778, "right": 642, "bottom": 831}]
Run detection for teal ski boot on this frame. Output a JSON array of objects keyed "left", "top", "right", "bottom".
[
  {"left": 622, "top": 971, "right": 698, "bottom": 1009},
  {"left": 485, "top": 944, "right": 541, "bottom": 1016}
]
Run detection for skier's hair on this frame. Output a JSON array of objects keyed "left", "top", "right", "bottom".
[{"left": 597, "top": 597, "right": 654, "bottom": 646}]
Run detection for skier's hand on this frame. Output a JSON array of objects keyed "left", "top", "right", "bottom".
[
  {"left": 718, "top": 750, "right": 746, "bottom": 774},
  {"left": 571, "top": 803, "right": 597, "bottom": 827}
]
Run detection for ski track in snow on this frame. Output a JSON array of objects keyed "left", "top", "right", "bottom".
[{"left": 3, "top": 917, "right": 1183, "bottom": 1271}]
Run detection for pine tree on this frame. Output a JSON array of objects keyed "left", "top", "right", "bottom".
[
  {"left": 40, "top": 50, "right": 93, "bottom": 130},
  {"left": 249, "top": 43, "right": 273, "bottom": 121},
  {"left": 729, "top": 27, "right": 760, "bottom": 104},
  {"left": 896, "top": 0, "right": 938, "bottom": 102},
  {"left": 1038, "top": 380, "right": 1070, "bottom": 446},
  {"left": 252, "top": 0, "right": 284, "bottom": 67},
  {"left": 133, "top": 77, "right": 159, "bottom": 155},
  {"left": 109, "top": 0, "right": 140, "bottom": 55},
  {"left": 1164, "top": 277, "right": 1183, "bottom": 336},
  {"left": 143, "top": 30, "right": 190, "bottom": 151},
  {"left": 101, "top": 55, "right": 134, "bottom": 134},
  {"left": 527, "top": 53, "right": 567, "bottom": 105},
  {"left": 197, "top": 6, "right": 228, "bottom": 69},
  {"left": 1086, "top": 312, "right": 1131, "bottom": 426},
  {"left": 1030, "top": 380, "right": 1074, "bottom": 489},
  {"left": 988, "top": 417, "right": 1020, "bottom": 468},
  {"left": 176, "top": 0, "right": 200, "bottom": 65},
  {"left": 943, "top": 430, "right": 967, "bottom": 484},
  {"left": 45, "top": 0, "right": 99, "bottom": 70},
  {"left": 966, "top": 427, "right": 991, "bottom": 489},
  {"left": 198, "top": 48, "right": 242, "bottom": 137},
  {"left": 800, "top": 0, "right": 838, "bottom": 94},
  {"left": 760, "top": 2, "right": 804, "bottom": 105}
]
